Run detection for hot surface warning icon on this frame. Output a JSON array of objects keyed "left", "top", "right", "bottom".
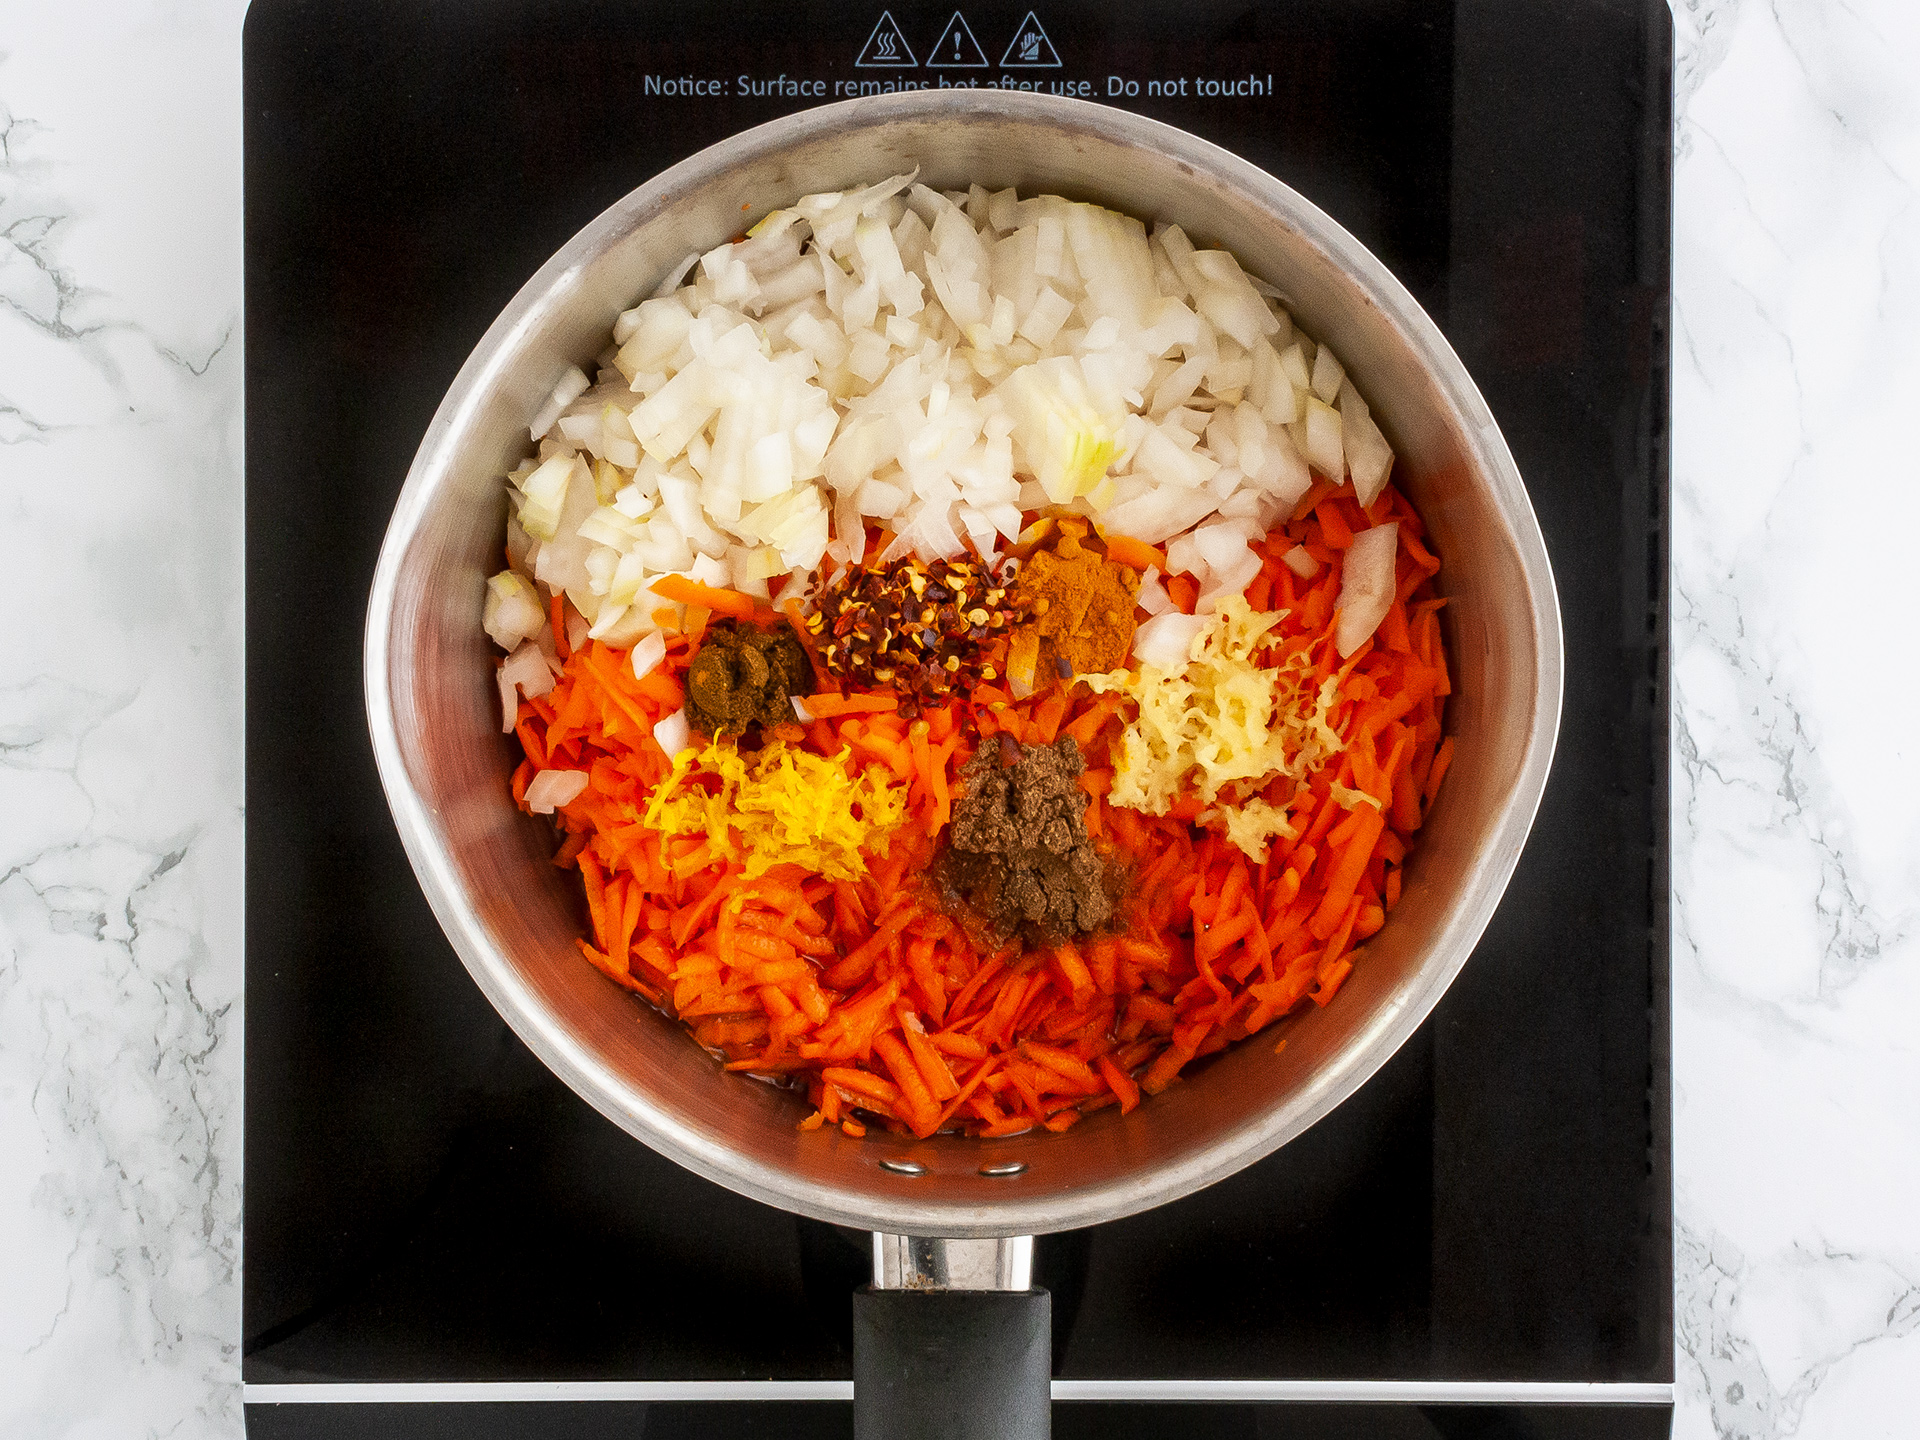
[
  {"left": 999, "top": 11, "right": 1061, "bottom": 67},
  {"left": 926, "top": 12, "right": 989, "bottom": 67},
  {"left": 856, "top": 11, "right": 916, "bottom": 67}
]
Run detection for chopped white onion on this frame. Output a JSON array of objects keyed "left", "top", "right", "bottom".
[
  {"left": 1309, "top": 344, "right": 1346, "bottom": 405},
  {"left": 652, "top": 707, "right": 693, "bottom": 761},
  {"left": 1131, "top": 611, "right": 1209, "bottom": 670},
  {"left": 524, "top": 769, "right": 589, "bottom": 814},
  {"left": 1338, "top": 380, "right": 1394, "bottom": 506},
  {"left": 497, "top": 666, "right": 518, "bottom": 733},
  {"left": 1136, "top": 565, "right": 1173, "bottom": 616},
  {"left": 484, "top": 571, "right": 545, "bottom": 652},
  {"left": 515, "top": 455, "right": 576, "bottom": 541},
  {"left": 507, "top": 181, "right": 1399, "bottom": 645},
  {"left": 1282, "top": 544, "right": 1320, "bottom": 579},
  {"left": 1335, "top": 522, "right": 1399, "bottom": 657},
  {"left": 530, "top": 366, "right": 591, "bottom": 442},
  {"left": 498, "top": 640, "right": 555, "bottom": 731},
  {"left": 1302, "top": 396, "right": 1344, "bottom": 480},
  {"left": 629, "top": 630, "right": 667, "bottom": 682}
]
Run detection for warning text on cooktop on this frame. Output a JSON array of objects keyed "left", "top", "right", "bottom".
[{"left": 641, "top": 9, "right": 1276, "bottom": 104}]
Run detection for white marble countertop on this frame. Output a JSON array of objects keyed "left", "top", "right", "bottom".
[{"left": 2, "top": 1, "right": 1914, "bottom": 1435}]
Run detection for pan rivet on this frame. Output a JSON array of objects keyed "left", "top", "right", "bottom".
[
  {"left": 879, "top": 1159, "right": 927, "bottom": 1176},
  {"left": 978, "top": 1161, "right": 1028, "bottom": 1177}
]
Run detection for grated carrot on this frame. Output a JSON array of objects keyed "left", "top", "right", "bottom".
[
  {"left": 504, "top": 477, "right": 1449, "bottom": 1137},
  {"left": 649, "top": 574, "right": 756, "bottom": 620}
]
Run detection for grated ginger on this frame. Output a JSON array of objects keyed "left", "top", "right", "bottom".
[
  {"left": 643, "top": 739, "right": 906, "bottom": 881},
  {"left": 1083, "top": 594, "right": 1345, "bottom": 860}
]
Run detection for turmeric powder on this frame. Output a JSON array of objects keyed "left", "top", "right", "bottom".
[{"left": 1009, "top": 520, "right": 1140, "bottom": 682}]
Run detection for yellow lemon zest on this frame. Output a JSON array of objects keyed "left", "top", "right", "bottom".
[{"left": 644, "top": 739, "right": 907, "bottom": 881}]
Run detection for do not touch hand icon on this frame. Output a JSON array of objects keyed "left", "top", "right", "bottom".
[{"left": 999, "top": 11, "right": 1062, "bottom": 68}]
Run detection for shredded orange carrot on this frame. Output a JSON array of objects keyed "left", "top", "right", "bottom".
[
  {"left": 803, "top": 692, "right": 899, "bottom": 718},
  {"left": 1103, "top": 534, "right": 1166, "bottom": 573},
  {"left": 648, "top": 574, "right": 757, "bottom": 620},
  {"left": 504, "top": 477, "right": 1449, "bottom": 1137}
]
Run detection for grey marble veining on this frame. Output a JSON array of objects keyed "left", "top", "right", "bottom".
[
  {"left": 1, "top": 1, "right": 1914, "bottom": 1435},
  {"left": 1670, "top": 1, "right": 1920, "bottom": 1436},
  {"left": 0, "top": 2, "right": 245, "bottom": 1434}
]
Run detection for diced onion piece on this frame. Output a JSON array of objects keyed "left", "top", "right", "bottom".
[
  {"left": 497, "top": 666, "right": 518, "bottom": 733},
  {"left": 1130, "top": 611, "right": 1209, "bottom": 671},
  {"left": 1000, "top": 356, "right": 1123, "bottom": 504},
  {"left": 1252, "top": 420, "right": 1313, "bottom": 505},
  {"left": 484, "top": 570, "right": 545, "bottom": 652},
  {"left": 1335, "top": 522, "right": 1399, "bottom": 658},
  {"left": 690, "top": 552, "right": 731, "bottom": 589},
  {"left": 629, "top": 631, "right": 668, "bottom": 681},
  {"left": 1302, "top": 396, "right": 1344, "bottom": 480},
  {"left": 1191, "top": 520, "right": 1264, "bottom": 609},
  {"left": 652, "top": 707, "right": 693, "bottom": 761},
  {"left": 699, "top": 243, "right": 760, "bottom": 308},
  {"left": 1338, "top": 380, "right": 1395, "bottom": 507},
  {"left": 1019, "top": 287, "right": 1074, "bottom": 348},
  {"left": 729, "top": 544, "right": 787, "bottom": 583},
  {"left": 618, "top": 299, "right": 695, "bottom": 383},
  {"left": 1136, "top": 565, "right": 1173, "bottom": 616},
  {"left": 530, "top": 365, "right": 591, "bottom": 441},
  {"left": 1309, "top": 344, "right": 1345, "bottom": 404},
  {"left": 564, "top": 606, "right": 589, "bottom": 654},
  {"left": 1249, "top": 338, "right": 1299, "bottom": 424},
  {"left": 1165, "top": 531, "right": 1205, "bottom": 586},
  {"left": 1134, "top": 424, "right": 1219, "bottom": 490},
  {"left": 556, "top": 413, "right": 599, "bottom": 450},
  {"left": 498, "top": 640, "right": 555, "bottom": 731},
  {"left": 516, "top": 455, "right": 576, "bottom": 541},
  {"left": 524, "top": 769, "right": 589, "bottom": 814},
  {"left": 1098, "top": 485, "right": 1220, "bottom": 545},
  {"left": 532, "top": 463, "right": 598, "bottom": 602},
  {"left": 1282, "top": 545, "right": 1320, "bottom": 579},
  {"left": 502, "top": 639, "right": 555, "bottom": 698},
  {"left": 1278, "top": 342, "right": 1312, "bottom": 392},
  {"left": 1191, "top": 519, "right": 1258, "bottom": 577},
  {"left": 790, "top": 694, "right": 815, "bottom": 722},
  {"left": 1189, "top": 248, "right": 1282, "bottom": 350}
]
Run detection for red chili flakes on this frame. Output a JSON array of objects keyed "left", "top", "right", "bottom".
[{"left": 808, "top": 555, "right": 1026, "bottom": 713}]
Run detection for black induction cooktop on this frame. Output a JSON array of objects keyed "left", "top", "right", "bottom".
[{"left": 243, "top": 1, "right": 1673, "bottom": 1435}]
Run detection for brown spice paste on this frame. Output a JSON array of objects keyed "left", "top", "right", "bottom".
[
  {"left": 934, "top": 734, "right": 1114, "bottom": 947},
  {"left": 684, "top": 621, "right": 813, "bottom": 738}
]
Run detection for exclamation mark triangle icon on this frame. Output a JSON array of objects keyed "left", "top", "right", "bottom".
[
  {"left": 926, "top": 11, "right": 989, "bottom": 67},
  {"left": 999, "top": 11, "right": 1061, "bottom": 67},
  {"left": 856, "top": 11, "right": 917, "bottom": 67}
]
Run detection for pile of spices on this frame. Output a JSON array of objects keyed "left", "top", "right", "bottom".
[
  {"left": 684, "top": 621, "right": 813, "bottom": 738},
  {"left": 1006, "top": 519, "right": 1140, "bottom": 690},
  {"left": 934, "top": 735, "right": 1114, "bottom": 947},
  {"left": 807, "top": 554, "right": 1023, "bottom": 713}
]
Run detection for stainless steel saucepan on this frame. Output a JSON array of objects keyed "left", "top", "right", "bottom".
[{"left": 365, "top": 89, "right": 1561, "bottom": 1438}]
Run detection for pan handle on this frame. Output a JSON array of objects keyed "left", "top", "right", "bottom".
[{"left": 854, "top": 1235, "right": 1050, "bottom": 1440}]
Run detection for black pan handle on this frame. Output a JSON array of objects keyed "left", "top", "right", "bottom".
[{"left": 853, "top": 1285, "right": 1052, "bottom": 1440}]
